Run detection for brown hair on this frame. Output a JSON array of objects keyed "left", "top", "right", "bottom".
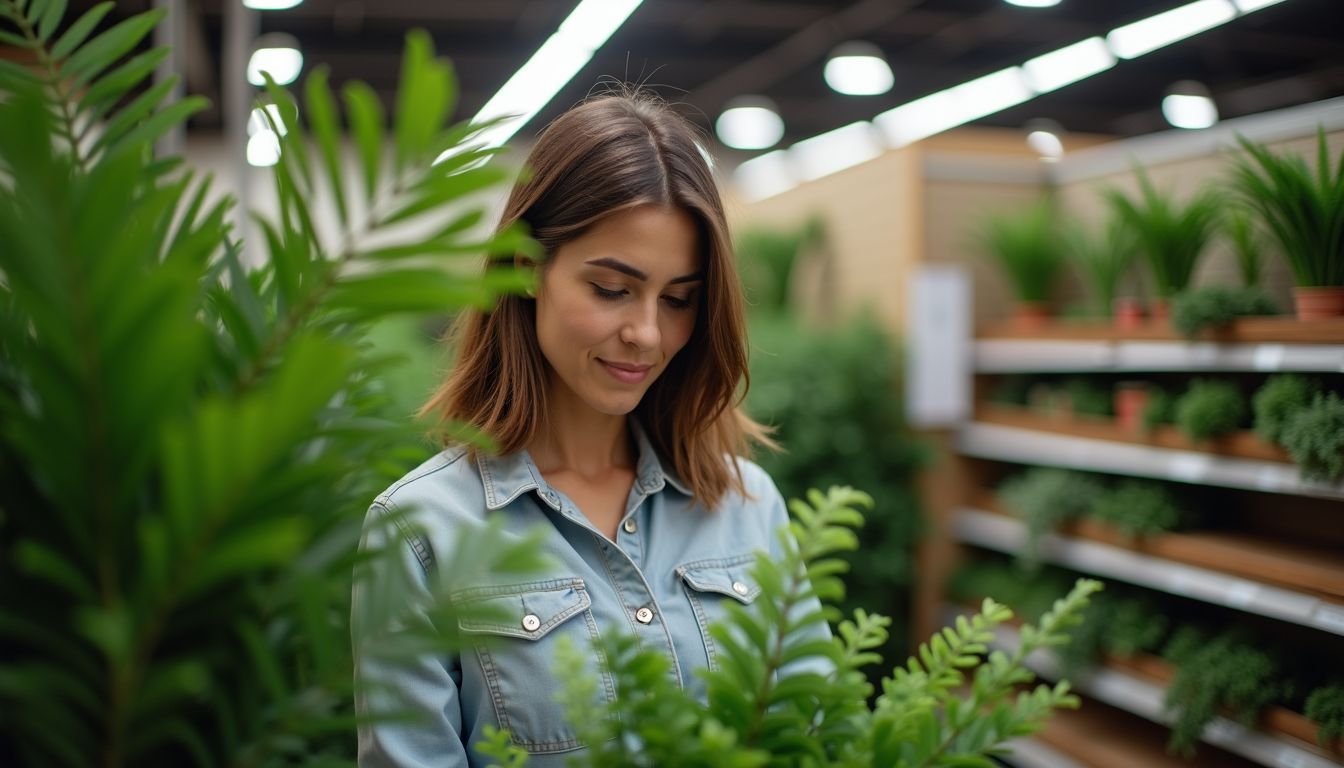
[{"left": 420, "top": 91, "right": 772, "bottom": 507}]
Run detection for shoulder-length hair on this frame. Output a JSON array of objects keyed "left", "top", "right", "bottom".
[{"left": 420, "top": 91, "right": 772, "bottom": 507}]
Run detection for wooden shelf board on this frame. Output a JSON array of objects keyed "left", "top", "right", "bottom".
[
  {"left": 977, "top": 316, "right": 1344, "bottom": 344},
  {"left": 1032, "top": 696, "right": 1262, "bottom": 768}
]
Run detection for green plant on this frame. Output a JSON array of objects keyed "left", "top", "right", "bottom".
[
  {"left": 1068, "top": 214, "right": 1136, "bottom": 316},
  {"left": 1163, "top": 628, "right": 1292, "bottom": 756},
  {"left": 735, "top": 217, "right": 824, "bottom": 314},
  {"left": 1063, "top": 378, "right": 1113, "bottom": 417},
  {"left": 477, "top": 487, "right": 1105, "bottom": 767},
  {"left": 1089, "top": 481, "right": 1183, "bottom": 537},
  {"left": 1280, "top": 392, "right": 1344, "bottom": 482},
  {"left": 976, "top": 199, "right": 1066, "bottom": 304},
  {"left": 1057, "top": 592, "right": 1167, "bottom": 678},
  {"left": 1174, "top": 379, "right": 1245, "bottom": 442},
  {"left": 1226, "top": 208, "right": 1265, "bottom": 287},
  {"left": 1230, "top": 130, "right": 1344, "bottom": 287},
  {"left": 999, "top": 469, "right": 1102, "bottom": 569},
  {"left": 0, "top": 2, "right": 535, "bottom": 763},
  {"left": 1143, "top": 388, "right": 1176, "bottom": 432},
  {"left": 948, "top": 560, "right": 1074, "bottom": 624},
  {"left": 1169, "top": 285, "right": 1277, "bottom": 338},
  {"left": 1305, "top": 684, "right": 1344, "bottom": 748},
  {"left": 1105, "top": 169, "right": 1223, "bottom": 299},
  {"left": 1252, "top": 374, "right": 1320, "bottom": 444}
]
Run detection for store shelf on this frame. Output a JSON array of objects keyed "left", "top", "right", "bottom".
[
  {"left": 976, "top": 317, "right": 1344, "bottom": 344},
  {"left": 957, "top": 422, "right": 1344, "bottom": 500},
  {"left": 973, "top": 338, "right": 1344, "bottom": 373},
  {"left": 986, "top": 622, "right": 1344, "bottom": 768},
  {"left": 1001, "top": 737, "right": 1085, "bottom": 768},
  {"left": 952, "top": 507, "right": 1344, "bottom": 637}
]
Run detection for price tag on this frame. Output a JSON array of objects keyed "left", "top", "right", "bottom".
[
  {"left": 1314, "top": 604, "right": 1344, "bottom": 634},
  {"left": 1253, "top": 344, "right": 1285, "bottom": 371}
]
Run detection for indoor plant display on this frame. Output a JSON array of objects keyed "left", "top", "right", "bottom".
[
  {"left": 1279, "top": 392, "right": 1344, "bottom": 483},
  {"left": 1105, "top": 169, "right": 1223, "bottom": 319},
  {"left": 1169, "top": 284, "right": 1277, "bottom": 339},
  {"left": 1163, "top": 628, "right": 1292, "bottom": 757},
  {"left": 1252, "top": 374, "right": 1320, "bottom": 445},
  {"left": 1230, "top": 130, "right": 1344, "bottom": 319},
  {"left": 1174, "top": 379, "right": 1245, "bottom": 443},
  {"left": 1226, "top": 208, "right": 1266, "bottom": 288},
  {"left": 976, "top": 199, "right": 1065, "bottom": 327},
  {"left": 1068, "top": 214, "right": 1137, "bottom": 325}
]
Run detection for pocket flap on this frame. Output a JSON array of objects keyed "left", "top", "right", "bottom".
[
  {"left": 677, "top": 558, "right": 760, "bottom": 604},
  {"left": 453, "top": 578, "right": 590, "bottom": 641}
]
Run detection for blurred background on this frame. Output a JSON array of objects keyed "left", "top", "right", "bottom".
[{"left": 6, "top": 1, "right": 1342, "bottom": 765}]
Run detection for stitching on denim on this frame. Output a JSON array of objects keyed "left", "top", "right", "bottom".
[
  {"left": 581, "top": 605, "right": 619, "bottom": 706},
  {"left": 375, "top": 501, "right": 435, "bottom": 575},
  {"left": 474, "top": 644, "right": 512, "bottom": 737},
  {"left": 449, "top": 577, "right": 584, "bottom": 603},
  {"left": 378, "top": 446, "right": 467, "bottom": 507},
  {"left": 676, "top": 552, "right": 756, "bottom": 572},
  {"left": 684, "top": 588, "right": 719, "bottom": 672},
  {"left": 457, "top": 586, "right": 592, "bottom": 639}
]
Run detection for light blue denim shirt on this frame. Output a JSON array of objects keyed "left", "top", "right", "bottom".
[{"left": 352, "top": 422, "right": 822, "bottom": 767}]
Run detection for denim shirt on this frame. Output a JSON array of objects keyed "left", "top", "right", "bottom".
[{"left": 352, "top": 423, "right": 823, "bottom": 767}]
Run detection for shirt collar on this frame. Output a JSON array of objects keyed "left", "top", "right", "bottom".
[{"left": 478, "top": 418, "right": 690, "bottom": 510}]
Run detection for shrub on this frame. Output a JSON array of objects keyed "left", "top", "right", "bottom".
[
  {"left": 1064, "top": 378, "right": 1113, "bottom": 417},
  {"left": 1305, "top": 684, "right": 1344, "bottom": 748},
  {"left": 1163, "top": 628, "right": 1292, "bottom": 756},
  {"left": 1058, "top": 593, "right": 1168, "bottom": 678},
  {"left": 1143, "top": 388, "right": 1176, "bottom": 432},
  {"left": 1174, "top": 379, "right": 1245, "bottom": 442},
  {"left": 1252, "top": 374, "right": 1320, "bottom": 445},
  {"left": 1280, "top": 392, "right": 1344, "bottom": 482},
  {"left": 976, "top": 199, "right": 1066, "bottom": 304},
  {"left": 735, "top": 218, "right": 824, "bottom": 314},
  {"left": 1089, "top": 481, "right": 1183, "bottom": 537},
  {"left": 1170, "top": 285, "right": 1277, "bottom": 339},
  {"left": 1000, "top": 469, "right": 1102, "bottom": 569}
]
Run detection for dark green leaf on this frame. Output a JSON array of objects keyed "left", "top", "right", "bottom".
[
  {"left": 304, "top": 66, "right": 349, "bottom": 228},
  {"left": 36, "top": 0, "right": 66, "bottom": 41},
  {"left": 64, "top": 9, "right": 163, "bottom": 87},
  {"left": 343, "top": 80, "right": 384, "bottom": 202},
  {"left": 50, "top": 1, "right": 112, "bottom": 59}
]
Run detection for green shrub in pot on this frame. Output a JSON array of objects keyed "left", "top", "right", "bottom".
[
  {"left": 1104, "top": 169, "right": 1223, "bottom": 307},
  {"left": 1252, "top": 374, "right": 1320, "bottom": 444},
  {"left": 1169, "top": 284, "right": 1277, "bottom": 338},
  {"left": 975, "top": 199, "right": 1066, "bottom": 323},
  {"left": 1089, "top": 481, "right": 1183, "bottom": 538},
  {"left": 1163, "top": 628, "right": 1292, "bottom": 757},
  {"left": 1305, "top": 684, "right": 1344, "bottom": 748},
  {"left": 1068, "top": 214, "right": 1136, "bottom": 318},
  {"left": 1174, "top": 379, "right": 1245, "bottom": 443},
  {"left": 1280, "top": 392, "right": 1344, "bottom": 482},
  {"left": 1226, "top": 208, "right": 1266, "bottom": 288}
]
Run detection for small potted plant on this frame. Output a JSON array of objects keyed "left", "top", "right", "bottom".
[
  {"left": 976, "top": 199, "right": 1065, "bottom": 328},
  {"left": 1105, "top": 169, "right": 1223, "bottom": 321},
  {"left": 1169, "top": 284, "right": 1277, "bottom": 339},
  {"left": 1068, "top": 215, "right": 1138, "bottom": 328},
  {"left": 1252, "top": 374, "right": 1320, "bottom": 445},
  {"left": 1115, "top": 381, "right": 1153, "bottom": 434},
  {"left": 1230, "top": 130, "right": 1344, "bottom": 320},
  {"left": 1174, "top": 379, "right": 1245, "bottom": 444},
  {"left": 1280, "top": 392, "right": 1344, "bottom": 483}
]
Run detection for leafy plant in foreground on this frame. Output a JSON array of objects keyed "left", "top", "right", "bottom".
[{"left": 477, "top": 488, "right": 1103, "bottom": 767}]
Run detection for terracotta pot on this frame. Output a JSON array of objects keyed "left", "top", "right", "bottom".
[
  {"left": 1293, "top": 286, "right": 1344, "bottom": 320},
  {"left": 1114, "top": 384, "right": 1151, "bottom": 434},
  {"left": 1149, "top": 298, "right": 1170, "bottom": 323},
  {"left": 1113, "top": 297, "right": 1146, "bottom": 331},
  {"left": 1012, "top": 302, "right": 1052, "bottom": 329}
]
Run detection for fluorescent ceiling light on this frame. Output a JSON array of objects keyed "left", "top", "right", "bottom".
[
  {"left": 716, "top": 98, "right": 784, "bottom": 150},
  {"left": 247, "top": 131, "right": 281, "bottom": 167},
  {"left": 247, "top": 44, "right": 303, "bottom": 86},
  {"left": 1233, "top": 0, "right": 1287, "bottom": 10},
  {"left": 824, "top": 42, "right": 894, "bottom": 96},
  {"left": 468, "top": 0, "right": 644, "bottom": 150},
  {"left": 1163, "top": 81, "right": 1219, "bottom": 129},
  {"left": 875, "top": 67, "right": 1033, "bottom": 147},
  {"left": 242, "top": 0, "right": 303, "bottom": 9},
  {"left": 789, "top": 121, "right": 882, "bottom": 181},
  {"left": 1106, "top": 0, "right": 1236, "bottom": 60},
  {"left": 734, "top": 150, "right": 795, "bottom": 202},
  {"left": 1004, "top": 0, "right": 1061, "bottom": 7},
  {"left": 1022, "top": 37, "right": 1115, "bottom": 94}
]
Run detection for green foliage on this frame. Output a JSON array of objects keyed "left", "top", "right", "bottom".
[
  {"left": 1280, "top": 392, "right": 1344, "bottom": 482},
  {"left": 948, "top": 560, "right": 1073, "bottom": 624},
  {"left": 748, "top": 315, "right": 925, "bottom": 662},
  {"left": 976, "top": 199, "right": 1065, "bottom": 304},
  {"left": 1143, "top": 388, "right": 1176, "bottom": 432},
  {"left": 1068, "top": 214, "right": 1137, "bottom": 315},
  {"left": 1105, "top": 169, "right": 1223, "bottom": 298},
  {"left": 999, "top": 469, "right": 1102, "bottom": 569},
  {"left": 1063, "top": 377, "right": 1113, "bottom": 417},
  {"left": 1225, "top": 208, "right": 1265, "bottom": 287},
  {"left": 1057, "top": 592, "right": 1167, "bottom": 679},
  {"left": 1174, "top": 379, "right": 1245, "bottom": 442},
  {"left": 518, "top": 488, "right": 1103, "bottom": 767},
  {"left": 1230, "top": 130, "right": 1344, "bottom": 287},
  {"left": 1163, "top": 628, "right": 1292, "bottom": 756},
  {"left": 0, "top": 4, "right": 535, "bottom": 764},
  {"left": 1089, "top": 481, "right": 1183, "bottom": 537},
  {"left": 1305, "top": 684, "right": 1344, "bottom": 747},
  {"left": 1252, "top": 374, "right": 1320, "bottom": 445},
  {"left": 1169, "top": 285, "right": 1278, "bottom": 338},
  {"left": 735, "top": 217, "right": 824, "bottom": 313}
]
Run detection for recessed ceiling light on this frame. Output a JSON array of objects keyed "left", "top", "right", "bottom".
[
  {"left": 247, "top": 34, "right": 303, "bottom": 86},
  {"left": 716, "top": 97, "right": 785, "bottom": 150},
  {"left": 247, "top": 130, "right": 282, "bottom": 167},
  {"left": 1024, "top": 118, "right": 1066, "bottom": 160},
  {"left": 823, "top": 41, "right": 893, "bottom": 96},
  {"left": 1162, "top": 81, "right": 1218, "bottom": 129}
]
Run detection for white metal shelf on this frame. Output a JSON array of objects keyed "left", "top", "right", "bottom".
[
  {"left": 1001, "top": 738, "right": 1084, "bottom": 768},
  {"left": 981, "top": 621, "right": 1344, "bottom": 768},
  {"left": 957, "top": 422, "right": 1344, "bottom": 501},
  {"left": 953, "top": 508, "right": 1344, "bottom": 638},
  {"left": 974, "top": 339, "right": 1344, "bottom": 374}
]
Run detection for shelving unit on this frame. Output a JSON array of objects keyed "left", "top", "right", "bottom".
[{"left": 917, "top": 327, "right": 1344, "bottom": 768}]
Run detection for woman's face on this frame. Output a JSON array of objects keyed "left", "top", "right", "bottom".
[{"left": 535, "top": 204, "right": 703, "bottom": 419}]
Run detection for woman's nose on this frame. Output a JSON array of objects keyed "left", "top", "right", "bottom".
[{"left": 619, "top": 300, "right": 660, "bottom": 350}]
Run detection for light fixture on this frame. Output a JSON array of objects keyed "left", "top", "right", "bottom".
[
  {"left": 247, "top": 130, "right": 282, "bottom": 167},
  {"left": 1024, "top": 118, "right": 1065, "bottom": 161},
  {"left": 1162, "top": 80, "right": 1218, "bottom": 129},
  {"left": 733, "top": 150, "right": 795, "bottom": 202},
  {"left": 1022, "top": 37, "right": 1115, "bottom": 94},
  {"left": 823, "top": 41, "right": 893, "bottom": 96},
  {"left": 247, "top": 104, "right": 292, "bottom": 137},
  {"left": 715, "top": 97, "right": 785, "bottom": 151},
  {"left": 242, "top": 0, "right": 303, "bottom": 9},
  {"left": 1106, "top": 0, "right": 1236, "bottom": 60},
  {"left": 1233, "top": 0, "right": 1287, "bottom": 10},
  {"left": 247, "top": 34, "right": 303, "bottom": 86},
  {"left": 789, "top": 121, "right": 882, "bottom": 181},
  {"left": 1004, "top": 0, "right": 1061, "bottom": 7},
  {"left": 876, "top": 67, "right": 1034, "bottom": 148}
]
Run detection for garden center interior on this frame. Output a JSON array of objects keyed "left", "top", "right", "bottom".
[{"left": 2, "top": 1, "right": 1343, "bottom": 766}]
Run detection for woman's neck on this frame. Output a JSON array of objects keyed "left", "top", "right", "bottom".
[{"left": 527, "top": 391, "right": 635, "bottom": 479}]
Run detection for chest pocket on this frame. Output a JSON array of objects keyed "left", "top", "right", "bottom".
[
  {"left": 453, "top": 577, "right": 615, "bottom": 754},
  {"left": 676, "top": 555, "right": 761, "bottom": 672}
]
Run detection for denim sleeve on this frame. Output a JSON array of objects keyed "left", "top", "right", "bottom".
[{"left": 352, "top": 502, "right": 471, "bottom": 768}]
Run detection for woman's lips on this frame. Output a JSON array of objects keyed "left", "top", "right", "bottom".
[{"left": 599, "top": 359, "right": 652, "bottom": 384}]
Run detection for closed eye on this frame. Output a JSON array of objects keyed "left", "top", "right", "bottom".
[
  {"left": 662, "top": 295, "right": 694, "bottom": 310},
  {"left": 591, "top": 283, "right": 627, "bottom": 300}
]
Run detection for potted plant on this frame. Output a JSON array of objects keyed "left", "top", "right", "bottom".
[
  {"left": 1174, "top": 379, "right": 1245, "bottom": 443},
  {"left": 976, "top": 199, "right": 1065, "bottom": 328},
  {"left": 1230, "top": 130, "right": 1344, "bottom": 319},
  {"left": 1226, "top": 208, "right": 1265, "bottom": 288},
  {"left": 1169, "top": 284, "right": 1277, "bottom": 339},
  {"left": 1252, "top": 374, "right": 1320, "bottom": 445},
  {"left": 1105, "top": 169, "right": 1223, "bottom": 321},
  {"left": 1068, "top": 215, "right": 1138, "bottom": 328},
  {"left": 1280, "top": 392, "right": 1344, "bottom": 483},
  {"left": 1115, "top": 381, "right": 1153, "bottom": 434},
  {"left": 1163, "top": 628, "right": 1292, "bottom": 757},
  {"left": 1306, "top": 684, "right": 1344, "bottom": 750}
]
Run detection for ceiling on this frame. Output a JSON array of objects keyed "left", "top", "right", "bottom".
[{"left": 37, "top": 0, "right": 1344, "bottom": 161}]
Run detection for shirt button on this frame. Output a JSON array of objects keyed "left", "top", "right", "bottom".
[
  {"left": 622, "top": 518, "right": 637, "bottom": 534},
  {"left": 732, "top": 581, "right": 749, "bottom": 596},
  {"left": 634, "top": 607, "right": 654, "bottom": 624},
  {"left": 522, "top": 614, "right": 541, "bottom": 632}
]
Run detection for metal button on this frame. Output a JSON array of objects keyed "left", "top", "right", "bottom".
[
  {"left": 634, "top": 607, "right": 654, "bottom": 624},
  {"left": 732, "top": 581, "right": 749, "bottom": 596},
  {"left": 522, "top": 614, "right": 541, "bottom": 632},
  {"left": 622, "top": 518, "right": 637, "bottom": 534}
]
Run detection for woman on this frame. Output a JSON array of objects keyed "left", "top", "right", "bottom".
[{"left": 352, "top": 92, "right": 820, "bottom": 767}]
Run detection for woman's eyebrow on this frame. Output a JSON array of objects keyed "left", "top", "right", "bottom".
[{"left": 585, "top": 256, "right": 703, "bottom": 284}]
